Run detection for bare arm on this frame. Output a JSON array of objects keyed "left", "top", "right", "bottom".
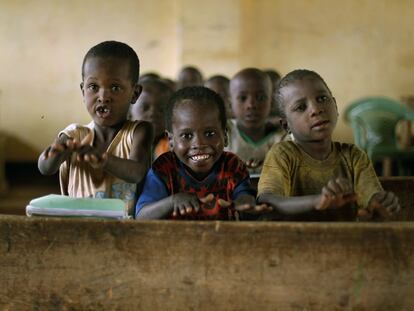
[
  {"left": 258, "top": 178, "right": 357, "bottom": 218},
  {"left": 257, "top": 192, "right": 320, "bottom": 216},
  {"left": 103, "top": 121, "right": 153, "bottom": 183},
  {"left": 136, "top": 196, "right": 175, "bottom": 219},
  {"left": 38, "top": 134, "right": 73, "bottom": 176},
  {"left": 137, "top": 193, "right": 202, "bottom": 220}
]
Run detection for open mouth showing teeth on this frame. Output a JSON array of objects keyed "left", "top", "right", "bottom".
[
  {"left": 96, "top": 106, "right": 111, "bottom": 118},
  {"left": 190, "top": 154, "right": 211, "bottom": 161}
]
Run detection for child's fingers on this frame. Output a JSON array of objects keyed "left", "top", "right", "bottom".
[
  {"left": 217, "top": 198, "right": 232, "bottom": 207},
  {"left": 65, "top": 138, "right": 78, "bottom": 150},
  {"left": 371, "top": 191, "right": 387, "bottom": 205},
  {"left": 386, "top": 200, "right": 400, "bottom": 215},
  {"left": 234, "top": 203, "right": 251, "bottom": 211},
  {"left": 335, "top": 177, "right": 353, "bottom": 194},
  {"left": 199, "top": 193, "right": 215, "bottom": 204},
  {"left": 80, "top": 131, "right": 93, "bottom": 146},
  {"left": 256, "top": 203, "right": 273, "bottom": 212}
]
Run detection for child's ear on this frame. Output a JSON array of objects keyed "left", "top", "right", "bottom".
[
  {"left": 167, "top": 131, "right": 174, "bottom": 150},
  {"left": 333, "top": 97, "right": 339, "bottom": 116},
  {"left": 280, "top": 118, "right": 290, "bottom": 134},
  {"left": 131, "top": 84, "right": 143, "bottom": 105},
  {"left": 224, "top": 128, "right": 229, "bottom": 147},
  {"left": 80, "top": 82, "right": 85, "bottom": 96}
]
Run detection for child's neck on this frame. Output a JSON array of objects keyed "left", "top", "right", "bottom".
[
  {"left": 297, "top": 139, "right": 332, "bottom": 161},
  {"left": 237, "top": 122, "right": 268, "bottom": 143},
  {"left": 93, "top": 122, "right": 124, "bottom": 150}
]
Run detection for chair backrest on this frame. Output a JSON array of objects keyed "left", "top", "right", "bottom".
[{"left": 344, "top": 97, "right": 414, "bottom": 154}]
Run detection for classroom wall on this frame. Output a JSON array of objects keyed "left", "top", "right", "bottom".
[{"left": 1, "top": 0, "right": 414, "bottom": 161}]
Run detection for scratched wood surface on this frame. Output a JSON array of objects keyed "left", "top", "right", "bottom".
[{"left": 1, "top": 217, "right": 413, "bottom": 310}]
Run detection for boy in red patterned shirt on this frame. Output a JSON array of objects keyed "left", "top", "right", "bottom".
[{"left": 136, "top": 86, "right": 270, "bottom": 220}]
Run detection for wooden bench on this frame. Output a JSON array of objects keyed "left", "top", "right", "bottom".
[{"left": 1, "top": 216, "right": 413, "bottom": 310}]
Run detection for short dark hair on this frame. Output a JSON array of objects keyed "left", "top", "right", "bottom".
[
  {"left": 206, "top": 75, "right": 230, "bottom": 85},
  {"left": 275, "top": 69, "right": 332, "bottom": 117},
  {"left": 81, "top": 41, "right": 140, "bottom": 85},
  {"left": 166, "top": 86, "right": 227, "bottom": 131}
]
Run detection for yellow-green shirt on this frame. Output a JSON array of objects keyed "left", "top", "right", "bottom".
[{"left": 258, "top": 141, "right": 382, "bottom": 220}]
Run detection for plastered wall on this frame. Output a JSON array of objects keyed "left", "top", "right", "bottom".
[{"left": 1, "top": 0, "right": 413, "bottom": 161}]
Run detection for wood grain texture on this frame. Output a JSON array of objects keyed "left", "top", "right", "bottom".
[{"left": 1, "top": 217, "right": 413, "bottom": 310}]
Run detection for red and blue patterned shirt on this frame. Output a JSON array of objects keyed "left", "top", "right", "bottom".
[{"left": 135, "top": 151, "right": 255, "bottom": 220}]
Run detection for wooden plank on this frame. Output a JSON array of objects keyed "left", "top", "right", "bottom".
[{"left": 0, "top": 216, "right": 413, "bottom": 310}]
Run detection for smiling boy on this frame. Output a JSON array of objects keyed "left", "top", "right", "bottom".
[{"left": 135, "top": 86, "right": 269, "bottom": 220}]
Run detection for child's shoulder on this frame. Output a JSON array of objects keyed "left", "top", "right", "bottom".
[
  {"left": 59, "top": 122, "right": 93, "bottom": 139},
  {"left": 152, "top": 151, "right": 176, "bottom": 171},
  {"left": 270, "top": 140, "right": 298, "bottom": 153},
  {"left": 332, "top": 141, "right": 366, "bottom": 156},
  {"left": 221, "top": 151, "right": 247, "bottom": 169}
]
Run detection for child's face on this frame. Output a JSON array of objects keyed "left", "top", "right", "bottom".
[
  {"left": 130, "top": 83, "right": 166, "bottom": 137},
  {"left": 178, "top": 69, "right": 203, "bottom": 88},
  {"left": 81, "top": 57, "right": 141, "bottom": 128},
  {"left": 205, "top": 80, "right": 231, "bottom": 117},
  {"left": 280, "top": 76, "right": 338, "bottom": 144},
  {"left": 169, "top": 100, "right": 225, "bottom": 179},
  {"left": 230, "top": 75, "right": 271, "bottom": 130}
]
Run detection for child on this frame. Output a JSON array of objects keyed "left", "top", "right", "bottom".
[
  {"left": 204, "top": 74, "right": 232, "bottom": 118},
  {"left": 227, "top": 68, "right": 287, "bottom": 175},
  {"left": 264, "top": 69, "right": 282, "bottom": 126},
  {"left": 257, "top": 69, "right": 400, "bottom": 221},
  {"left": 130, "top": 77, "right": 172, "bottom": 159},
  {"left": 176, "top": 66, "right": 204, "bottom": 90},
  {"left": 38, "top": 41, "right": 153, "bottom": 217},
  {"left": 135, "top": 86, "right": 269, "bottom": 220}
]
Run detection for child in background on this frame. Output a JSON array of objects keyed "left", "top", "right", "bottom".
[
  {"left": 136, "top": 86, "right": 269, "bottom": 220},
  {"left": 204, "top": 74, "right": 232, "bottom": 118},
  {"left": 177, "top": 66, "right": 204, "bottom": 89},
  {"left": 227, "top": 68, "right": 287, "bottom": 175},
  {"left": 264, "top": 69, "right": 282, "bottom": 126},
  {"left": 130, "top": 77, "right": 173, "bottom": 159},
  {"left": 257, "top": 69, "right": 400, "bottom": 221},
  {"left": 38, "top": 41, "right": 153, "bottom": 217}
]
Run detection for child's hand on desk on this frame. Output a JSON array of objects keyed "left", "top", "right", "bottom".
[
  {"left": 362, "top": 191, "right": 400, "bottom": 220},
  {"left": 73, "top": 131, "right": 108, "bottom": 169},
  {"left": 171, "top": 193, "right": 216, "bottom": 217},
  {"left": 315, "top": 178, "right": 357, "bottom": 210}
]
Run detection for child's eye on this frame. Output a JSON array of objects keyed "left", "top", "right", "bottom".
[
  {"left": 205, "top": 130, "right": 216, "bottom": 137},
  {"left": 238, "top": 95, "right": 247, "bottom": 102},
  {"left": 317, "top": 95, "right": 330, "bottom": 103},
  {"left": 256, "top": 93, "right": 268, "bottom": 102},
  {"left": 294, "top": 103, "right": 306, "bottom": 112},
  {"left": 87, "top": 84, "right": 99, "bottom": 92},
  {"left": 112, "top": 85, "right": 122, "bottom": 92},
  {"left": 180, "top": 133, "right": 193, "bottom": 140}
]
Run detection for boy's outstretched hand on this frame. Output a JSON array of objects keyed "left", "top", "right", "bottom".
[
  {"left": 171, "top": 193, "right": 216, "bottom": 217},
  {"left": 42, "top": 137, "right": 77, "bottom": 160},
  {"left": 315, "top": 177, "right": 357, "bottom": 210},
  {"left": 74, "top": 131, "right": 108, "bottom": 169},
  {"left": 361, "top": 191, "right": 400, "bottom": 220}
]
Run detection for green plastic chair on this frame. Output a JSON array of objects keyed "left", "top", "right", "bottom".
[{"left": 344, "top": 97, "right": 414, "bottom": 176}]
